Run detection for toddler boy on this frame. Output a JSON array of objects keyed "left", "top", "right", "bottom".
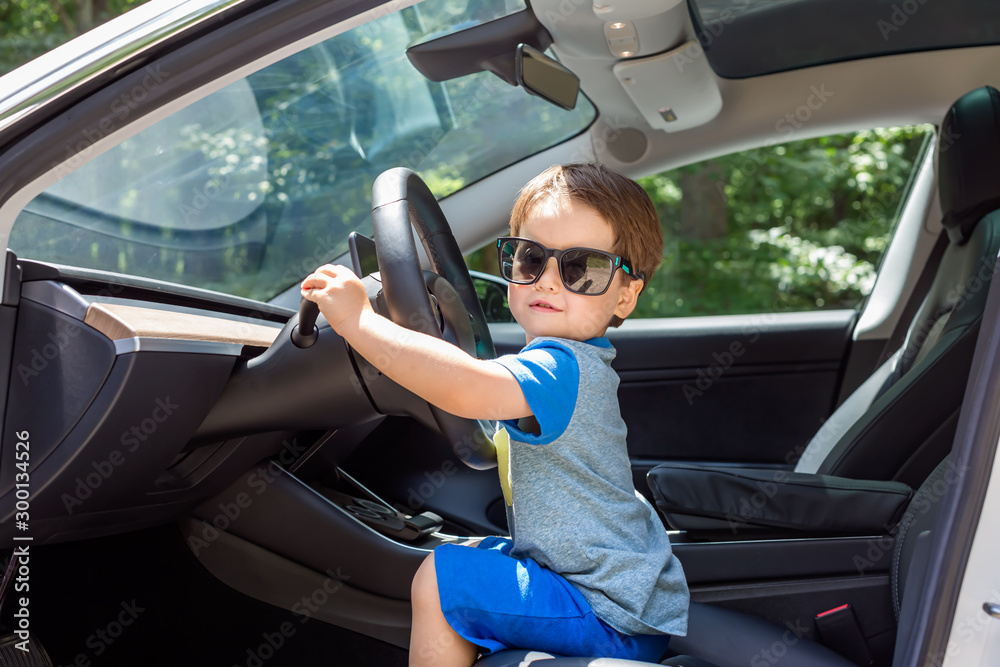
[{"left": 302, "top": 162, "right": 689, "bottom": 666}]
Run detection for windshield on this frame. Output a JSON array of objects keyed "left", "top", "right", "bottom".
[{"left": 9, "top": 0, "right": 595, "bottom": 302}]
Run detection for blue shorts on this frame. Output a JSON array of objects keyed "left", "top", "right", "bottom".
[{"left": 433, "top": 536, "right": 671, "bottom": 661}]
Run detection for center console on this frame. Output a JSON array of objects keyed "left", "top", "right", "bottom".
[
  {"left": 312, "top": 467, "right": 445, "bottom": 543},
  {"left": 188, "top": 457, "right": 471, "bottom": 603}
]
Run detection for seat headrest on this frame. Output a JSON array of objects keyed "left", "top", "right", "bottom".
[{"left": 939, "top": 85, "right": 1000, "bottom": 244}]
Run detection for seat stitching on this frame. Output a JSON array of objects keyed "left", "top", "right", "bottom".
[{"left": 891, "top": 502, "right": 912, "bottom": 622}]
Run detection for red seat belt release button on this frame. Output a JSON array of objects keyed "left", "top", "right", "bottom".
[{"left": 814, "top": 603, "right": 873, "bottom": 666}]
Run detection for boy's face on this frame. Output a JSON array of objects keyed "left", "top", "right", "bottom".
[{"left": 507, "top": 198, "right": 644, "bottom": 344}]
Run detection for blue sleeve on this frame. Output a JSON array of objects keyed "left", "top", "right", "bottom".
[{"left": 489, "top": 340, "right": 579, "bottom": 445}]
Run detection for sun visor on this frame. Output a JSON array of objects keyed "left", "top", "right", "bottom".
[{"left": 612, "top": 41, "right": 722, "bottom": 133}]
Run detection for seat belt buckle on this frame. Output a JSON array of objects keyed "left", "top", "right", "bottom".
[{"left": 814, "top": 603, "right": 873, "bottom": 665}]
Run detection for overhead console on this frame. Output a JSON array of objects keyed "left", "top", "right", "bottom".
[
  {"left": 595, "top": 0, "right": 721, "bottom": 133},
  {"left": 612, "top": 42, "right": 723, "bottom": 133}
]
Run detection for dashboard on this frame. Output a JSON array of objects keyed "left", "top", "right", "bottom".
[{"left": 0, "top": 259, "right": 379, "bottom": 546}]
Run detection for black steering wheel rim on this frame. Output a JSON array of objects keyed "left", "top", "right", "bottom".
[{"left": 371, "top": 167, "right": 499, "bottom": 470}]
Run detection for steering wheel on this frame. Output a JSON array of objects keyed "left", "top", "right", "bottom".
[{"left": 298, "top": 168, "right": 499, "bottom": 470}]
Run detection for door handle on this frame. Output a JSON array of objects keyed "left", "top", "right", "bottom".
[{"left": 984, "top": 602, "right": 1000, "bottom": 619}]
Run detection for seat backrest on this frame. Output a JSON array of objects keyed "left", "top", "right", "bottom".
[{"left": 795, "top": 86, "right": 1000, "bottom": 488}]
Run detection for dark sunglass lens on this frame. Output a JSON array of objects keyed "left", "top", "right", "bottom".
[
  {"left": 562, "top": 250, "right": 613, "bottom": 294},
  {"left": 561, "top": 251, "right": 589, "bottom": 286},
  {"left": 512, "top": 241, "right": 544, "bottom": 282}
]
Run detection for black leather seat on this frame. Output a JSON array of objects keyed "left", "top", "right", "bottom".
[{"left": 789, "top": 85, "right": 1000, "bottom": 488}]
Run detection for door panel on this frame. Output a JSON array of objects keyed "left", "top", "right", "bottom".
[
  {"left": 344, "top": 310, "right": 856, "bottom": 535},
  {"left": 491, "top": 309, "right": 856, "bottom": 495}
]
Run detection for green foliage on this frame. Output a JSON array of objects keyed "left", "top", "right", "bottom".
[
  {"left": 0, "top": 0, "right": 149, "bottom": 75},
  {"left": 467, "top": 125, "right": 935, "bottom": 319},
  {"left": 638, "top": 125, "right": 933, "bottom": 317}
]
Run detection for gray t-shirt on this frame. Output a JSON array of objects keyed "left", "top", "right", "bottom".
[{"left": 490, "top": 336, "right": 689, "bottom": 637}]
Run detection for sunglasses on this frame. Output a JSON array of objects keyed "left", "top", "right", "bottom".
[{"left": 496, "top": 237, "right": 643, "bottom": 296}]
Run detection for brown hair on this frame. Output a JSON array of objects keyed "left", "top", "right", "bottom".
[{"left": 509, "top": 162, "right": 663, "bottom": 327}]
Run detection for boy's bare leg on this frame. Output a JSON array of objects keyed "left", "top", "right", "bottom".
[{"left": 410, "top": 551, "right": 480, "bottom": 667}]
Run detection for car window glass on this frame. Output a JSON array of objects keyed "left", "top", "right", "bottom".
[
  {"left": 635, "top": 125, "right": 935, "bottom": 317},
  {"left": 8, "top": 0, "right": 594, "bottom": 302},
  {"left": 465, "top": 124, "right": 935, "bottom": 319},
  {"left": 0, "top": 0, "right": 527, "bottom": 76},
  {"left": 45, "top": 79, "right": 268, "bottom": 231}
]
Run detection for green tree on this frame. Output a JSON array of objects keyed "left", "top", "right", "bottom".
[
  {"left": 465, "top": 125, "right": 935, "bottom": 319},
  {"left": 0, "top": 0, "right": 150, "bottom": 75},
  {"left": 638, "top": 125, "right": 933, "bottom": 317}
]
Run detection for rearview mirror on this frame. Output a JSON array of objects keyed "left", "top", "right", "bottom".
[{"left": 516, "top": 44, "right": 580, "bottom": 110}]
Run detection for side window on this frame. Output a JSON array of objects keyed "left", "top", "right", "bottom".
[{"left": 633, "top": 125, "right": 935, "bottom": 317}]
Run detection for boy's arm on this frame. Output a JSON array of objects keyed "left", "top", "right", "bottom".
[{"left": 302, "top": 264, "right": 530, "bottom": 421}]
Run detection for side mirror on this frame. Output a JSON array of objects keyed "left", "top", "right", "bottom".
[
  {"left": 516, "top": 43, "right": 580, "bottom": 110},
  {"left": 470, "top": 271, "right": 514, "bottom": 324}
]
